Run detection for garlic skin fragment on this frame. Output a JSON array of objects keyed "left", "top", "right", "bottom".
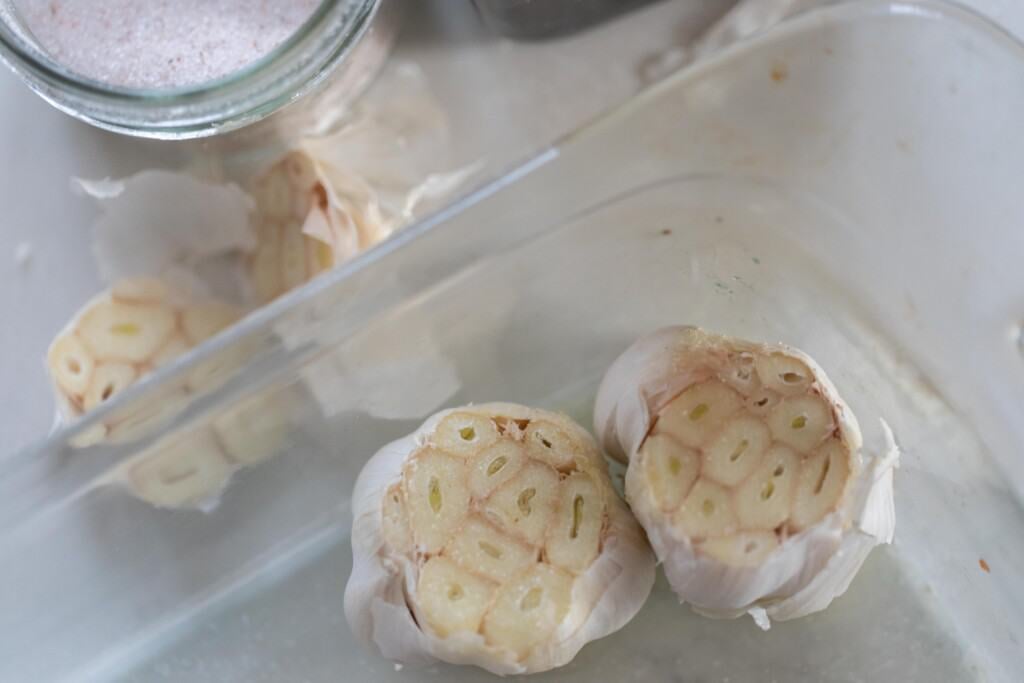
[
  {"left": 595, "top": 326, "right": 898, "bottom": 628},
  {"left": 345, "top": 403, "right": 656, "bottom": 675}
]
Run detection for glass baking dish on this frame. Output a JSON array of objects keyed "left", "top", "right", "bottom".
[{"left": 2, "top": 1, "right": 1021, "bottom": 680}]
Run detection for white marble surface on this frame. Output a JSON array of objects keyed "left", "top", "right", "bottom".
[{"left": 0, "top": 0, "right": 1020, "bottom": 452}]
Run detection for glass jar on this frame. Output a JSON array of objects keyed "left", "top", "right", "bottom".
[{"left": 0, "top": 0, "right": 395, "bottom": 140}]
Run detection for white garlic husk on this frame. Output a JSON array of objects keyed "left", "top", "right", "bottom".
[
  {"left": 594, "top": 326, "right": 897, "bottom": 628},
  {"left": 345, "top": 402, "right": 656, "bottom": 675}
]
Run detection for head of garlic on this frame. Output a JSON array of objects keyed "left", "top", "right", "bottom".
[
  {"left": 247, "top": 150, "right": 391, "bottom": 303},
  {"left": 46, "top": 277, "right": 298, "bottom": 510},
  {"left": 47, "top": 278, "right": 241, "bottom": 431},
  {"left": 593, "top": 326, "right": 897, "bottom": 628},
  {"left": 345, "top": 402, "right": 656, "bottom": 675}
]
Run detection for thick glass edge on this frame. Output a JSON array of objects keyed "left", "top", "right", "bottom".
[{"left": 8, "top": 0, "right": 1024, "bottom": 465}]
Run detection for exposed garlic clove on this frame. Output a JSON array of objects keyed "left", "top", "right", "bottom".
[
  {"left": 345, "top": 403, "right": 656, "bottom": 675},
  {"left": 417, "top": 557, "right": 497, "bottom": 638},
  {"left": 47, "top": 333, "right": 94, "bottom": 399},
  {"left": 151, "top": 334, "right": 191, "bottom": 368},
  {"left": 253, "top": 165, "right": 293, "bottom": 222},
  {"left": 431, "top": 411, "right": 500, "bottom": 457},
  {"left": 767, "top": 394, "right": 834, "bottom": 452},
  {"left": 791, "top": 439, "right": 852, "bottom": 531},
  {"left": 734, "top": 445, "right": 800, "bottom": 530},
  {"left": 702, "top": 413, "right": 771, "bottom": 486},
  {"left": 123, "top": 430, "right": 231, "bottom": 509},
  {"left": 654, "top": 380, "right": 742, "bottom": 448},
  {"left": 404, "top": 448, "right": 470, "bottom": 554},
  {"left": 83, "top": 363, "right": 138, "bottom": 411},
  {"left": 213, "top": 390, "right": 291, "bottom": 466},
  {"left": 250, "top": 238, "right": 284, "bottom": 303},
  {"left": 639, "top": 433, "right": 699, "bottom": 511},
  {"left": 700, "top": 531, "right": 779, "bottom": 567},
  {"left": 755, "top": 353, "right": 813, "bottom": 396},
  {"left": 593, "top": 326, "right": 895, "bottom": 626},
  {"left": 104, "top": 388, "right": 190, "bottom": 444},
  {"left": 181, "top": 302, "right": 241, "bottom": 346},
  {"left": 78, "top": 299, "right": 176, "bottom": 364},
  {"left": 721, "top": 353, "right": 760, "bottom": 396},
  {"left": 483, "top": 461, "right": 559, "bottom": 546},
  {"left": 523, "top": 420, "right": 582, "bottom": 471},
  {"left": 675, "top": 478, "right": 739, "bottom": 539},
  {"left": 445, "top": 516, "right": 536, "bottom": 583},
  {"left": 47, "top": 279, "right": 244, "bottom": 438},
  {"left": 468, "top": 440, "right": 526, "bottom": 498},
  {"left": 545, "top": 470, "right": 605, "bottom": 573},
  {"left": 110, "top": 277, "right": 170, "bottom": 304},
  {"left": 481, "top": 564, "right": 573, "bottom": 658},
  {"left": 280, "top": 220, "right": 310, "bottom": 292},
  {"left": 745, "top": 387, "right": 781, "bottom": 416}
]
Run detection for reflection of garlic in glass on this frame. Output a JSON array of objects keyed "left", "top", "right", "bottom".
[
  {"left": 594, "top": 326, "right": 897, "bottom": 628},
  {"left": 345, "top": 403, "right": 655, "bottom": 675},
  {"left": 104, "top": 386, "right": 297, "bottom": 511}
]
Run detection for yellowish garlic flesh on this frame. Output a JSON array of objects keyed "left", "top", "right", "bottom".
[
  {"left": 248, "top": 151, "right": 390, "bottom": 303},
  {"left": 345, "top": 403, "right": 656, "bottom": 675},
  {"left": 594, "top": 326, "right": 897, "bottom": 628},
  {"left": 46, "top": 279, "right": 297, "bottom": 509},
  {"left": 47, "top": 278, "right": 241, "bottom": 428}
]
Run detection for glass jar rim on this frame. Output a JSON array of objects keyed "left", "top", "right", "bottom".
[{"left": 0, "top": 0, "right": 382, "bottom": 138}]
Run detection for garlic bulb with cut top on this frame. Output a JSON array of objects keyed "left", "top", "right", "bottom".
[
  {"left": 345, "top": 403, "right": 656, "bottom": 675},
  {"left": 46, "top": 277, "right": 296, "bottom": 509},
  {"left": 47, "top": 277, "right": 242, "bottom": 434},
  {"left": 594, "top": 326, "right": 897, "bottom": 628}
]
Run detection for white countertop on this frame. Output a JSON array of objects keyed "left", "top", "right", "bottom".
[{"left": 1, "top": 0, "right": 1020, "bottom": 453}]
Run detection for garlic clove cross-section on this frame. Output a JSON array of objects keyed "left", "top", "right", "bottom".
[
  {"left": 46, "top": 278, "right": 243, "bottom": 438},
  {"left": 594, "top": 326, "right": 898, "bottom": 628},
  {"left": 345, "top": 403, "right": 656, "bottom": 675}
]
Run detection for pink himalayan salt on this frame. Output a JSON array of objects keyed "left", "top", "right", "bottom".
[{"left": 17, "top": 0, "right": 321, "bottom": 89}]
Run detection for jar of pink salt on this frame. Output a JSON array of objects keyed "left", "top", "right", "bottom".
[{"left": 0, "top": 0, "right": 394, "bottom": 139}]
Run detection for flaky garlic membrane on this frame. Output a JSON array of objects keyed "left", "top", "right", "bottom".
[
  {"left": 594, "top": 326, "right": 897, "bottom": 628},
  {"left": 345, "top": 403, "right": 656, "bottom": 675}
]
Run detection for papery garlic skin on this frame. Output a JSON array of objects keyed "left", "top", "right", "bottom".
[
  {"left": 345, "top": 403, "right": 656, "bottom": 675},
  {"left": 594, "top": 326, "right": 897, "bottom": 628}
]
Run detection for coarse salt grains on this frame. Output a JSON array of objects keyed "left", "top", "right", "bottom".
[{"left": 17, "top": 0, "right": 321, "bottom": 89}]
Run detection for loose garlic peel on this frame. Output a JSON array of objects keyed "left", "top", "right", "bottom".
[
  {"left": 345, "top": 403, "right": 656, "bottom": 675},
  {"left": 595, "top": 326, "right": 898, "bottom": 628}
]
